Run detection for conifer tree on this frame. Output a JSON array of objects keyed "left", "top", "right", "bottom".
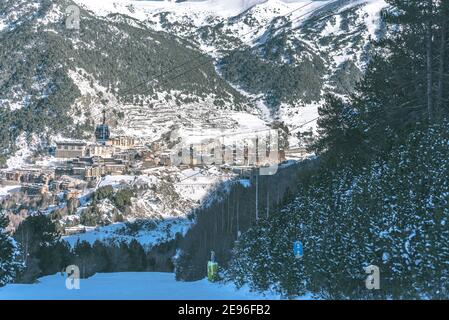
[
  {"left": 0, "top": 212, "right": 21, "bottom": 287},
  {"left": 312, "top": 94, "right": 364, "bottom": 164},
  {"left": 13, "top": 214, "right": 60, "bottom": 283}
]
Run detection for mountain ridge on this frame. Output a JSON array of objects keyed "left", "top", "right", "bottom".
[
  {"left": 0, "top": 0, "right": 387, "bottom": 165},
  {"left": 73, "top": 0, "right": 387, "bottom": 133}
]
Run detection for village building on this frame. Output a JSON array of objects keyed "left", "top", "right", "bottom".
[
  {"left": 87, "top": 144, "right": 115, "bottom": 158},
  {"left": 104, "top": 163, "right": 127, "bottom": 176},
  {"left": 54, "top": 176, "right": 87, "bottom": 191},
  {"left": 107, "top": 136, "right": 135, "bottom": 150},
  {"left": 55, "top": 154, "right": 130, "bottom": 180},
  {"left": 64, "top": 226, "right": 87, "bottom": 235},
  {"left": 55, "top": 141, "right": 88, "bottom": 159},
  {"left": 65, "top": 188, "right": 82, "bottom": 201},
  {"left": 159, "top": 152, "right": 172, "bottom": 166},
  {"left": 84, "top": 166, "right": 104, "bottom": 180},
  {"left": 21, "top": 183, "right": 49, "bottom": 196},
  {"left": 1, "top": 169, "right": 55, "bottom": 187}
]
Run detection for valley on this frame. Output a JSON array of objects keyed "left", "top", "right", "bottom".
[{"left": 2, "top": 0, "right": 447, "bottom": 301}]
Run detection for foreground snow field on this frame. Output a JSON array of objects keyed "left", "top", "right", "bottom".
[{"left": 0, "top": 272, "right": 292, "bottom": 300}]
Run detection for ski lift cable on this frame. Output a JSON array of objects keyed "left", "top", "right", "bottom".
[
  {"left": 176, "top": 165, "right": 211, "bottom": 183},
  {"left": 290, "top": 116, "right": 320, "bottom": 133}
]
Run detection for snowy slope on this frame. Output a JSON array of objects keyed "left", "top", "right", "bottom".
[
  {"left": 74, "top": 0, "right": 339, "bottom": 43},
  {"left": 58, "top": 166, "right": 237, "bottom": 248},
  {"left": 73, "top": 0, "right": 385, "bottom": 55},
  {"left": 74, "top": 0, "right": 304, "bottom": 19},
  {"left": 63, "top": 218, "right": 190, "bottom": 248},
  {"left": 0, "top": 185, "right": 21, "bottom": 199},
  {"left": 0, "top": 272, "right": 298, "bottom": 300}
]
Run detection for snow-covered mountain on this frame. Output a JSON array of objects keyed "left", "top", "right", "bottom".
[
  {"left": 0, "top": 0, "right": 387, "bottom": 233},
  {"left": 0, "top": 0, "right": 262, "bottom": 166},
  {"left": 73, "top": 0, "right": 387, "bottom": 137},
  {"left": 0, "top": 0, "right": 387, "bottom": 165}
]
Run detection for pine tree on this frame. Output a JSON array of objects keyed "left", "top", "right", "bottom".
[
  {"left": 73, "top": 240, "right": 95, "bottom": 279},
  {"left": 129, "top": 240, "right": 147, "bottom": 271},
  {"left": 92, "top": 240, "right": 110, "bottom": 272},
  {"left": 357, "top": 0, "right": 449, "bottom": 140},
  {"left": 312, "top": 94, "right": 365, "bottom": 164},
  {"left": 227, "top": 0, "right": 449, "bottom": 299},
  {"left": 14, "top": 215, "right": 61, "bottom": 282},
  {"left": 0, "top": 212, "right": 21, "bottom": 287}
]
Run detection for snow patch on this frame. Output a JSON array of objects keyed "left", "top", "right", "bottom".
[{"left": 0, "top": 272, "right": 289, "bottom": 300}]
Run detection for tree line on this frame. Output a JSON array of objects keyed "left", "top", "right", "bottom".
[
  {"left": 0, "top": 213, "right": 178, "bottom": 285},
  {"left": 227, "top": 0, "right": 449, "bottom": 299}
]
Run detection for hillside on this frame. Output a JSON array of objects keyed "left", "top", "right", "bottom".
[
  {"left": 226, "top": 0, "right": 449, "bottom": 299},
  {"left": 229, "top": 124, "right": 449, "bottom": 299},
  {"left": 0, "top": 0, "right": 254, "bottom": 165},
  {"left": 0, "top": 0, "right": 388, "bottom": 165},
  {"left": 74, "top": 0, "right": 387, "bottom": 132},
  {"left": 3, "top": 0, "right": 448, "bottom": 302}
]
